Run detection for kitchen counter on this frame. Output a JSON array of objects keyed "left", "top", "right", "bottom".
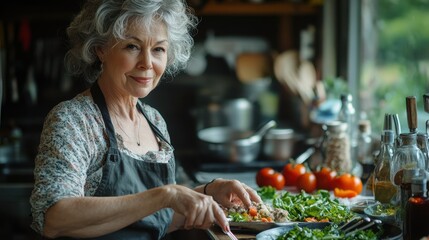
[{"left": 207, "top": 226, "right": 256, "bottom": 240}]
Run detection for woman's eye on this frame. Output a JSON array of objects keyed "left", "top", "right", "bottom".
[
  {"left": 126, "top": 44, "right": 140, "bottom": 51},
  {"left": 154, "top": 47, "right": 166, "bottom": 53}
]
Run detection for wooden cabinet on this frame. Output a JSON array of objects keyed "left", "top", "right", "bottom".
[
  {"left": 190, "top": 0, "right": 323, "bottom": 55},
  {"left": 194, "top": 0, "right": 321, "bottom": 16}
]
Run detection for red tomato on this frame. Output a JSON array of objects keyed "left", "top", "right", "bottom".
[
  {"left": 282, "top": 163, "right": 306, "bottom": 186},
  {"left": 267, "top": 172, "right": 286, "bottom": 190},
  {"left": 334, "top": 173, "right": 363, "bottom": 194},
  {"left": 256, "top": 167, "right": 275, "bottom": 187},
  {"left": 314, "top": 167, "right": 337, "bottom": 190},
  {"left": 296, "top": 172, "right": 317, "bottom": 193},
  {"left": 256, "top": 168, "right": 285, "bottom": 190}
]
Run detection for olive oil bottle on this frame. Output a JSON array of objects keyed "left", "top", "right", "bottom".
[{"left": 373, "top": 130, "right": 396, "bottom": 203}]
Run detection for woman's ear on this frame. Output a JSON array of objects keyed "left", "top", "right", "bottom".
[{"left": 95, "top": 46, "right": 105, "bottom": 63}]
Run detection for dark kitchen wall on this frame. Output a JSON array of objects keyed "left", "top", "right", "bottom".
[
  {"left": 0, "top": 0, "right": 323, "bottom": 163},
  {"left": 0, "top": 1, "right": 88, "bottom": 160}
]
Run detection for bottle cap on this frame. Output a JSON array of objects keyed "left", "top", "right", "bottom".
[
  {"left": 381, "top": 130, "right": 394, "bottom": 144},
  {"left": 411, "top": 177, "right": 427, "bottom": 193},
  {"left": 340, "top": 94, "right": 352, "bottom": 102},
  {"left": 358, "top": 120, "right": 371, "bottom": 133}
]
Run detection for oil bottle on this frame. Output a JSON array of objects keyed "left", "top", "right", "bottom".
[
  {"left": 405, "top": 177, "right": 429, "bottom": 240},
  {"left": 373, "top": 130, "right": 396, "bottom": 204}
]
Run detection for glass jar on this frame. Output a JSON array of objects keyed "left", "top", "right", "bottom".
[
  {"left": 323, "top": 121, "right": 353, "bottom": 173},
  {"left": 391, "top": 133, "right": 426, "bottom": 186}
]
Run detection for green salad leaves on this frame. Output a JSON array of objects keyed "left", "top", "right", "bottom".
[{"left": 258, "top": 187, "right": 354, "bottom": 223}]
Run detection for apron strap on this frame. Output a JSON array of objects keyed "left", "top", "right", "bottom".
[
  {"left": 137, "top": 100, "right": 173, "bottom": 148},
  {"left": 90, "top": 82, "right": 118, "bottom": 147},
  {"left": 91, "top": 82, "right": 171, "bottom": 149}
]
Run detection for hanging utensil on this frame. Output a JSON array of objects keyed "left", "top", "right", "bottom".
[
  {"left": 235, "top": 52, "right": 272, "bottom": 83},
  {"left": 274, "top": 50, "right": 315, "bottom": 105}
]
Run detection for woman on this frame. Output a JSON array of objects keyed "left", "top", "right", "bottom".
[{"left": 29, "top": 0, "right": 261, "bottom": 239}]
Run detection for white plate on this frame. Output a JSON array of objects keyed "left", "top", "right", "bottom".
[
  {"left": 229, "top": 221, "right": 329, "bottom": 233},
  {"left": 255, "top": 222, "right": 402, "bottom": 240}
]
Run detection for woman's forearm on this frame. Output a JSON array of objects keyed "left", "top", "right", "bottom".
[{"left": 43, "top": 186, "right": 172, "bottom": 238}]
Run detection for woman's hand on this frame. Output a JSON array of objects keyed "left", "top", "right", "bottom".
[
  {"left": 204, "top": 179, "right": 262, "bottom": 209},
  {"left": 163, "top": 185, "right": 228, "bottom": 231}
]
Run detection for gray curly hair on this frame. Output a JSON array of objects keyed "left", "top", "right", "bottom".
[{"left": 64, "top": 0, "right": 198, "bottom": 83}]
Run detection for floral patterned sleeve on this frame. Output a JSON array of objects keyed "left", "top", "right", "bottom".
[{"left": 29, "top": 94, "right": 108, "bottom": 234}]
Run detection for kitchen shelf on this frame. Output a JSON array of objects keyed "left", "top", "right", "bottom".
[{"left": 195, "top": 0, "right": 322, "bottom": 16}]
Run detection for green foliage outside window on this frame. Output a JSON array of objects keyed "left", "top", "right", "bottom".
[{"left": 361, "top": 0, "right": 429, "bottom": 134}]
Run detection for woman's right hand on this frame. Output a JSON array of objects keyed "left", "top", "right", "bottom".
[{"left": 163, "top": 185, "right": 229, "bottom": 231}]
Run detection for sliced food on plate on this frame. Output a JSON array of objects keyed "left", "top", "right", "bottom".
[
  {"left": 224, "top": 201, "right": 289, "bottom": 223},
  {"left": 225, "top": 186, "right": 354, "bottom": 225}
]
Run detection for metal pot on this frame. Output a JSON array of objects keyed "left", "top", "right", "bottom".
[
  {"left": 194, "top": 98, "right": 254, "bottom": 131},
  {"left": 262, "top": 128, "right": 296, "bottom": 161},
  {"left": 197, "top": 120, "right": 276, "bottom": 163}
]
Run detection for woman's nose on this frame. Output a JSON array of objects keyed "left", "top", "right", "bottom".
[{"left": 138, "top": 52, "right": 153, "bottom": 70}]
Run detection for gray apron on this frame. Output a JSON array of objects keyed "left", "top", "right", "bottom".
[{"left": 54, "top": 82, "right": 176, "bottom": 240}]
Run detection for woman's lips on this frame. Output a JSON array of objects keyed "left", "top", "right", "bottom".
[{"left": 131, "top": 76, "right": 152, "bottom": 84}]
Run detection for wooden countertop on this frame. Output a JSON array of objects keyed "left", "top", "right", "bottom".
[{"left": 206, "top": 226, "right": 256, "bottom": 240}]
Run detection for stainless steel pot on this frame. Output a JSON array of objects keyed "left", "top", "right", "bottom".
[
  {"left": 197, "top": 120, "right": 276, "bottom": 163},
  {"left": 194, "top": 98, "right": 254, "bottom": 131},
  {"left": 262, "top": 128, "right": 296, "bottom": 161}
]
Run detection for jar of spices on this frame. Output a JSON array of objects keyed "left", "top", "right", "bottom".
[{"left": 323, "top": 121, "right": 352, "bottom": 173}]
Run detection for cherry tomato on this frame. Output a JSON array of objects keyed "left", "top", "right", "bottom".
[
  {"left": 266, "top": 172, "right": 286, "bottom": 190},
  {"left": 282, "top": 163, "right": 306, "bottom": 186},
  {"left": 256, "top": 167, "right": 275, "bottom": 187},
  {"left": 334, "top": 188, "right": 358, "bottom": 198},
  {"left": 314, "top": 167, "right": 337, "bottom": 190},
  {"left": 256, "top": 168, "right": 285, "bottom": 190},
  {"left": 334, "top": 173, "right": 363, "bottom": 194},
  {"left": 296, "top": 172, "right": 317, "bottom": 193}
]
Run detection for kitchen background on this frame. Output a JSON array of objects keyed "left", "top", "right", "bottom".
[{"left": 1, "top": 0, "right": 428, "bottom": 239}]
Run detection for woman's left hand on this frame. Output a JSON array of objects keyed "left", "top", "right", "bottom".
[{"left": 204, "top": 179, "right": 261, "bottom": 208}]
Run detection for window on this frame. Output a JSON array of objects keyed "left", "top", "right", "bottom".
[{"left": 360, "top": 0, "right": 429, "bottom": 134}]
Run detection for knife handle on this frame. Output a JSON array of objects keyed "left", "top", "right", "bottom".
[{"left": 406, "top": 96, "right": 417, "bottom": 133}]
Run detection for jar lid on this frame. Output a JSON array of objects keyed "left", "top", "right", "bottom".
[
  {"left": 265, "top": 128, "right": 294, "bottom": 140},
  {"left": 325, "top": 121, "right": 348, "bottom": 132}
]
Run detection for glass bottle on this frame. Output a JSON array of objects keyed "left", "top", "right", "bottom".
[
  {"left": 324, "top": 121, "right": 353, "bottom": 173},
  {"left": 417, "top": 132, "right": 429, "bottom": 171},
  {"left": 337, "top": 94, "right": 358, "bottom": 171},
  {"left": 357, "top": 119, "right": 373, "bottom": 184},
  {"left": 373, "top": 130, "right": 397, "bottom": 204},
  {"left": 405, "top": 177, "right": 429, "bottom": 240},
  {"left": 338, "top": 94, "right": 357, "bottom": 141}
]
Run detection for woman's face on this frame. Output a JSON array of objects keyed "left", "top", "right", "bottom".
[{"left": 97, "top": 21, "right": 169, "bottom": 98}]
